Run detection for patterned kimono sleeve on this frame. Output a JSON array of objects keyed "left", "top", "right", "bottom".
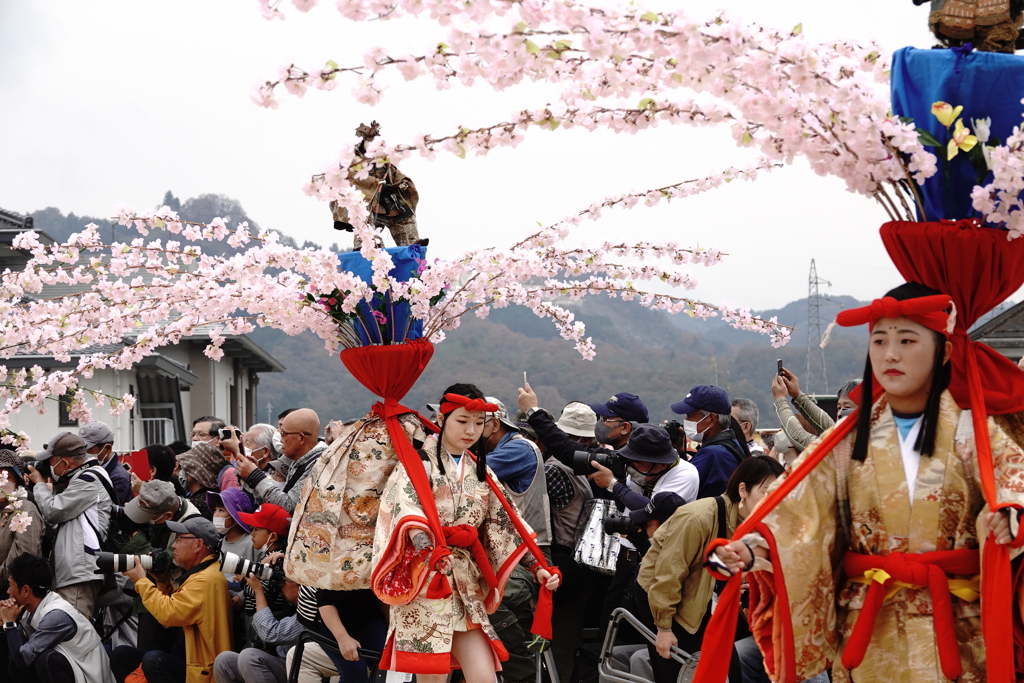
[
  {"left": 479, "top": 471, "right": 534, "bottom": 613},
  {"left": 982, "top": 416, "right": 1024, "bottom": 551},
  {"left": 747, "top": 429, "right": 846, "bottom": 683},
  {"left": 370, "top": 462, "right": 437, "bottom": 606}
]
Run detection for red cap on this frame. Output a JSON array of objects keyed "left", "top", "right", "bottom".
[{"left": 237, "top": 503, "right": 292, "bottom": 537}]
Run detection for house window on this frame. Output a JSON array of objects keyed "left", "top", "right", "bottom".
[{"left": 57, "top": 391, "right": 78, "bottom": 427}]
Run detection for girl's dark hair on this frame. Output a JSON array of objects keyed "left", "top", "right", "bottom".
[
  {"left": 438, "top": 383, "right": 488, "bottom": 481},
  {"left": 725, "top": 455, "right": 785, "bottom": 502},
  {"left": 852, "top": 282, "right": 951, "bottom": 462}
]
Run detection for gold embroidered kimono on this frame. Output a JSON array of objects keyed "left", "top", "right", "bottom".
[
  {"left": 286, "top": 413, "right": 429, "bottom": 589},
  {"left": 371, "top": 438, "right": 534, "bottom": 674},
  {"left": 748, "top": 391, "right": 1024, "bottom": 683}
]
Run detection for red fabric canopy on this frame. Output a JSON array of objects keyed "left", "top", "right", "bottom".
[{"left": 881, "top": 219, "right": 1024, "bottom": 415}]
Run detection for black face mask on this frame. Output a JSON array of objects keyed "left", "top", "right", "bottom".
[{"left": 839, "top": 408, "right": 855, "bottom": 418}]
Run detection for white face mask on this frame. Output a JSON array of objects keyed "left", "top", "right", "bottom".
[
  {"left": 683, "top": 414, "right": 710, "bottom": 444},
  {"left": 213, "top": 516, "right": 230, "bottom": 535}
]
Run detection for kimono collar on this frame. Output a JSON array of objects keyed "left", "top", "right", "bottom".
[{"left": 439, "top": 394, "right": 499, "bottom": 415}]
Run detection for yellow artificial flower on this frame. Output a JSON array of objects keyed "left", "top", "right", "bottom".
[
  {"left": 947, "top": 118, "right": 978, "bottom": 160},
  {"left": 932, "top": 101, "right": 963, "bottom": 128}
]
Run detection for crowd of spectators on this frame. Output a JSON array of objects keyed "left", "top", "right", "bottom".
[{"left": 0, "top": 367, "right": 855, "bottom": 683}]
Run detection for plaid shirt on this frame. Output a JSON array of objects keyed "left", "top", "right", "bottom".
[{"left": 544, "top": 461, "right": 575, "bottom": 510}]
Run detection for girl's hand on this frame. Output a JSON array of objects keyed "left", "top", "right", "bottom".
[
  {"left": 713, "top": 540, "right": 754, "bottom": 575},
  {"left": 985, "top": 510, "right": 1015, "bottom": 545},
  {"left": 536, "top": 568, "right": 560, "bottom": 590}
]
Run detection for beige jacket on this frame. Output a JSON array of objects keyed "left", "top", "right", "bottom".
[{"left": 637, "top": 493, "right": 739, "bottom": 633}]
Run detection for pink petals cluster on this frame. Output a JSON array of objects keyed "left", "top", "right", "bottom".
[
  {"left": 258, "top": 3, "right": 936, "bottom": 199},
  {"left": 0, "top": 470, "right": 33, "bottom": 534},
  {"left": 0, "top": 205, "right": 791, "bottom": 436}
]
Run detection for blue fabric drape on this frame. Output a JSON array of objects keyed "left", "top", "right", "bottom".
[
  {"left": 337, "top": 244, "right": 427, "bottom": 344},
  {"left": 891, "top": 46, "right": 1024, "bottom": 222}
]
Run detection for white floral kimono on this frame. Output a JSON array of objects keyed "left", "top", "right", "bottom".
[{"left": 370, "top": 437, "right": 536, "bottom": 674}]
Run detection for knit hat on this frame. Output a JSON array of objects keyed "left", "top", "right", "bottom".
[
  {"left": 176, "top": 442, "right": 225, "bottom": 490},
  {"left": 556, "top": 402, "right": 597, "bottom": 438}
]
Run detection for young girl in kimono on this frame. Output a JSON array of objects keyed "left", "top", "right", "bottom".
[
  {"left": 711, "top": 282, "right": 1024, "bottom": 683},
  {"left": 371, "top": 383, "right": 560, "bottom": 682}
]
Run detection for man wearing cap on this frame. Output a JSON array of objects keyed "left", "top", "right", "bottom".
[
  {"left": 0, "top": 451, "right": 43, "bottom": 598},
  {"left": 79, "top": 420, "right": 131, "bottom": 505},
  {"left": 670, "top": 385, "right": 750, "bottom": 500},
  {"left": 479, "top": 397, "right": 551, "bottom": 683},
  {"left": 517, "top": 386, "right": 647, "bottom": 468},
  {"left": 630, "top": 491, "right": 687, "bottom": 540},
  {"left": 120, "top": 479, "right": 204, "bottom": 654},
  {"left": 25, "top": 432, "right": 114, "bottom": 619},
  {"left": 120, "top": 516, "right": 232, "bottom": 683}
]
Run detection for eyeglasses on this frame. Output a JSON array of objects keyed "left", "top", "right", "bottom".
[
  {"left": 279, "top": 430, "right": 312, "bottom": 438},
  {"left": 600, "top": 417, "right": 625, "bottom": 426}
]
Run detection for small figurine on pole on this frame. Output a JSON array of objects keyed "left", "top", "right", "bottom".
[{"left": 330, "top": 121, "right": 421, "bottom": 247}]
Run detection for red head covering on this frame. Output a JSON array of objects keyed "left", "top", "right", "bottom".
[
  {"left": 439, "top": 393, "right": 499, "bottom": 415},
  {"left": 835, "top": 294, "right": 956, "bottom": 336}
]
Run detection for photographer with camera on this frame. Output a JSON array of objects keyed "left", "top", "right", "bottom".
[
  {"left": 579, "top": 423, "right": 699, "bottom": 630},
  {"left": 25, "top": 432, "right": 114, "bottom": 620},
  {"left": 118, "top": 479, "right": 206, "bottom": 654},
  {"left": 79, "top": 421, "right": 132, "bottom": 506},
  {"left": 189, "top": 416, "right": 241, "bottom": 492},
  {"left": 517, "top": 388, "right": 646, "bottom": 469},
  {"left": 213, "top": 563, "right": 303, "bottom": 683},
  {"left": 113, "top": 516, "right": 232, "bottom": 683}
]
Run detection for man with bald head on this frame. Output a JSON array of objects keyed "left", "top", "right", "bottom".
[{"left": 235, "top": 408, "right": 326, "bottom": 513}]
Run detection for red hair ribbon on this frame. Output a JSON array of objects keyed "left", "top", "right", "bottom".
[
  {"left": 439, "top": 393, "right": 499, "bottom": 415},
  {"left": 835, "top": 294, "right": 955, "bottom": 336}
]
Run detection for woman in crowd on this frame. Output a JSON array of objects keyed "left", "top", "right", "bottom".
[
  {"left": 635, "top": 455, "right": 784, "bottom": 683},
  {"left": 713, "top": 282, "right": 1024, "bottom": 683},
  {"left": 0, "top": 449, "right": 43, "bottom": 597},
  {"left": 371, "top": 383, "right": 560, "bottom": 683}
]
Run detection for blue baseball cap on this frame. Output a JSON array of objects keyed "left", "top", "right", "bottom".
[
  {"left": 588, "top": 392, "right": 648, "bottom": 423},
  {"left": 670, "top": 385, "right": 731, "bottom": 416}
]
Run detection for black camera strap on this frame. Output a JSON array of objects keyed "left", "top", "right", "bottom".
[{"left": 715, "top": 496, "right": 727, "bottom": 540}]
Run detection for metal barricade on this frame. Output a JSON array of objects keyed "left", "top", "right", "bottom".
[{"left": 598, "top": 608, "right": 701, "bottom": 683}]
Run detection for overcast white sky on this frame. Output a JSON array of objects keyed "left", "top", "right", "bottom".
[{"left": 0, "top": 1, "right": 937, "bottom": 316}]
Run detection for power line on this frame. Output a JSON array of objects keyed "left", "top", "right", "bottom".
[{"left": 806, "top": 259, "right": 831, "bottom": 395}]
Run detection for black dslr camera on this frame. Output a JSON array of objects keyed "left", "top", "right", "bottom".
[
  {"left": 602, "top": 512, "right": 638, "bottom": 535},
  {"left": 572, "top": 450, "right": 627, "bottom": 479}
]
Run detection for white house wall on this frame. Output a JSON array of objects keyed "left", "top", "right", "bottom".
[{"left": 8, "top": 368, "right": 141, "bottom": 452}]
